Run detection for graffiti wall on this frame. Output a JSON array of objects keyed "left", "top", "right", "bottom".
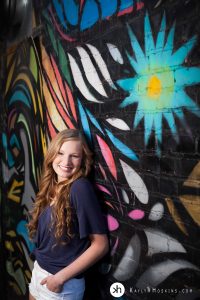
[
  {"left": 1, "top": 39, "right": 48, "bottom": 298},
  {"left": 1, "top": 0, "right": 200, "bottom": 299}
]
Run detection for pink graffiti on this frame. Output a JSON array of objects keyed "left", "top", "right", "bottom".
[
  {"left": 107, "top": 214, "right": 119, "bottom": 231},
  {"left": 96, "top": 135, "right": 117, "bottom": 180},
  {"left": 128, "top": 209, "right": 145, "bottom": 220}
]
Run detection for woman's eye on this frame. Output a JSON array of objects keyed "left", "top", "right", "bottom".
[{"left": 58, "top": 152, "right": 63, "bottom": 155}]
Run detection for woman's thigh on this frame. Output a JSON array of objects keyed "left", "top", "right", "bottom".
[
  {"left": 29, "top": 293, "right": 36, "bottom": 300},
  {"left": 61, "top": 277, "right": 85, "bottom": 300}
]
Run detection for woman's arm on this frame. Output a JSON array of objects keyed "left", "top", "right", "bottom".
[{"left": 40, "top": 234, "right": 109, "bottom": 292}]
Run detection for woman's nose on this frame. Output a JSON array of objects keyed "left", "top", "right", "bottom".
[{"left": 63, "top": 156, "right": 71, "bottom": 165}]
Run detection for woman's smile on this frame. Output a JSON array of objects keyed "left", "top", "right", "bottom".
[{"left": 59, "top": 165, "right": 72, "bottom": 171}]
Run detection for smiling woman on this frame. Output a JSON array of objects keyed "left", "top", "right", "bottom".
[{"left": 27, "top": 129, "right": 109, "bottom": 300}]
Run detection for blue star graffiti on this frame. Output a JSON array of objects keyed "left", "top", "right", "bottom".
[{"left": 117, "top": 13, "right": 200, "bottom": 154}]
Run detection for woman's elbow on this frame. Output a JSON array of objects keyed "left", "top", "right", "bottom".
[
  {"left": 101, "top": 235, "right": 109, "bottom": 256},
  {"left": 90, "top": 234, "right": 109, "bottom": 257}
]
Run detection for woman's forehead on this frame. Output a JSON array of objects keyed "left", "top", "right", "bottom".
[{"left": 59, "top": 140, "right": 82, "bottom": 151}]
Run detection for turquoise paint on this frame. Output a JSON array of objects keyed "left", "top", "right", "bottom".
[
  {"left": 78, "top": 100, "right": 92, "bottom": 142},
  {"left": 9, "top": 90, "right": 31, "bottom": 108},
  {"left": 2, "top": 133, "right": 14, "bottom": 167},
  {"left": 10, "top": 134, "right": 21, "bottom": 150},
  {"left": 105, "top": 129, "right": 138, "bottom": 161},
  {"left": 16, "top": 220, "right": 35, "bottom": 253},
  {"left": 117, "top": 13, "right": 200, "bottom": 152},
  {"left": 86, "top": 109, "right": 104, "bottom": 134}
]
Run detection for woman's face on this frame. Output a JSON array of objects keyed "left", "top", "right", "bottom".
[{"left": 52, "top": 140, "right": 83, "bottom": 182}]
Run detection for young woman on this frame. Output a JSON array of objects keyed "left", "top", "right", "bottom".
[{"left": 28, "top": 129, "right": 109, "bottom": 300}]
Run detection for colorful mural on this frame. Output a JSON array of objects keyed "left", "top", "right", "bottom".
[
  {"left": 1, "top": 0, "right": 200, "bottom": 299},
  {"left": 1, "top": 39, "right": 48, "bottom": 297},
  {"left": 41, "top": 1, "right": 200, "bottom": 299},
  {"left": 47, "top": 0, "right": 144, "bottom": 40}
]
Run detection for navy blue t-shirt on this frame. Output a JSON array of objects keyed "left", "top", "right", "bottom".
[{"left": 34, "top": 177, "right": 107, "bottom": 275}]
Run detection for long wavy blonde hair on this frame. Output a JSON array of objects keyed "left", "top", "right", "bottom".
[{"left": 27, "top": 129, "right": 93, "bottom": 243}]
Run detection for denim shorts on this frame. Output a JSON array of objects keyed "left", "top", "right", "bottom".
[{"left": 29, "top": 261, "right": 85, "bottom": 300}]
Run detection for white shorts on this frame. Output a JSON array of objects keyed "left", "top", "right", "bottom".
[{"left": 29, "top": 261, "right": 85, "bottom": 300}]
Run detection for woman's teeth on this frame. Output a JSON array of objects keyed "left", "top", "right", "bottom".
[{"left": 59, "top": 165, "right": 71, "bottom": 171}]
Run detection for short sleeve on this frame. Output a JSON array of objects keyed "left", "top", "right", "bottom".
[{"left": 70, "top": 178, "right": 107, "bottom": 239}]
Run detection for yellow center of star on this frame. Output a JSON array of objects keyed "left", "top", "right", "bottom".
[{"left": 147, "top": 75, "right": 162, "bottom": 99}]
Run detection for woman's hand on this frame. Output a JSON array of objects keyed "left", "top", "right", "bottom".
[{"left": 40, "top": 274, "right": 64, "bottom": 293}]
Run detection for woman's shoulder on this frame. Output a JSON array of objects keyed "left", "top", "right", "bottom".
[
  {"left": 70, "top": 177, "right": 96, "bottom": 206},
  {"left": 71, "top": 177, "right": 92, "bottom": 192}
]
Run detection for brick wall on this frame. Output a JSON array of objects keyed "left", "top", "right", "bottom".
[{"left": 1, "top": 0, "right": 200, "bottom": 299}]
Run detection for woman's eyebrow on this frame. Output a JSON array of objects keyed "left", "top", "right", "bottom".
[{"left": 58, "top": 151, "right": 81, "bottom": 154}]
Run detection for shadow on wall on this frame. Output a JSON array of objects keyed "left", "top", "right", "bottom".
[{"left": 0, "top": 0, "right": 32, "bottom": 46}]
